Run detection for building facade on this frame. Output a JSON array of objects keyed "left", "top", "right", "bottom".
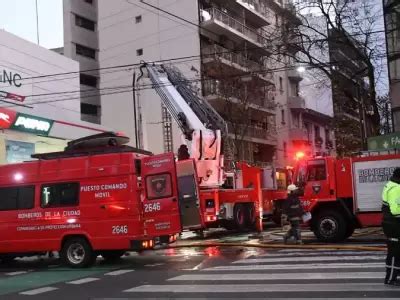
[
  {"left": 0, "top": 30, "right": 108, "bottom": 164},
  {"left": 384, "top": 0, "right": 400, "bottom": 132},
  {"left": 64, "top": 0, "right": 334, "bottom": 167},
  {"left": 63, "top": 0, "right": 101, "bottom": 124}
]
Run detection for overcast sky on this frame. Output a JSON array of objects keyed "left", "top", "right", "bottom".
[{"left": 0, "top": 0, "right": 63, "bottom": 49}]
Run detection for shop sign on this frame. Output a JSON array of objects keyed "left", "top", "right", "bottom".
[
  {"left": 0, "top": 108, "right": 17, "bottom": 129},
  {"left": 6, "top": 140, "right": 35, "bottom": 163},
  {"left": 11, "top": 113, "right": 53, "bottom": 136},
  {"left": 368, "top": 132, "right": 400, "bottom": 151}
]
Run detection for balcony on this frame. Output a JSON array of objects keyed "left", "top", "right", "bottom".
[
  {"left": 228, "top": 123, "right": 277, "bottom": 145},
  {"left": 289, "top": 127, "right": 308, "bottom": 141},
  {"left": 200, "top": 8, "right": 271, "bottom": 56},
  {"left": 202, "top": 44, "right": 274, "bottom": 84},
  {"left": 287, "top": 68, "right": 303, "bottom": 82},
  {"left": 203, "top": 79, "right": 276, "bottom": 114},
  {"left": 288, "top": 96, "right": 305, "bottom": 110}
]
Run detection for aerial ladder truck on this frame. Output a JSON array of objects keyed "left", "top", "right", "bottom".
[{"left": 138, "top": 63, "right": 279, "bottom": 233}]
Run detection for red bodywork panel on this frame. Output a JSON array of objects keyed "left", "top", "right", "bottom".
[
  {"left": 199, "top": 163, "right": 263, "bottom": 226},
  {"left": 0, "top": 152, "right": 181, "bottom": 255}
]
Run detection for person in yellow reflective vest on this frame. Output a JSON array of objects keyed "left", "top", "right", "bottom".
[{"left": 382, "top": 167, "right": 400, "bottom": 286}]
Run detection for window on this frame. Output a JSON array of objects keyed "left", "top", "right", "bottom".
[
  {"left": 76, "top": 44, "right": 96, "bottom": 59},
  {"left": 75, "top": 15, "right": 96, "bottom": 31},
  {"left": 279, "top": 76, "right": 283, "bottom": 92},
  {"left": 136, "top": 48, "right": 143, "bottom": 56},
  {"left": 135, "top": 15, "right": 142, "bottom": 23},
  {"left": 81, "top": 103, "right": 99, "bottom": 116},
  {"left": 146, "top": 174, "right": 172, "bottom": 200},
  {"left": 281, "top": 109, "right": 286, "bottom": 124},
  {"left": 307, "top": 160, "right": 326, "bottom": 181},
  {"left": 84, "top": 0, "right": 93, "bottom": 4},
  {"left": 325, "top": 129, "right": 330, "bottom": 141},
  {"left": 314, "top": 125, "right": 320, "bottom": 139},
  {"left": 80, "top": 73, "right": 97, "bottom": 87},
  {"left": 178, "top": 175, "right": 197, "bottom": 201},
  {"left": 0, "top": 186, "right": 35, "bottom": 211},
  {"left": 41, "top": 183, "right": 79, "bottom": 208}
]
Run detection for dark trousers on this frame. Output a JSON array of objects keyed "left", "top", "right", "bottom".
[
  {"left": 285, "top": 220, "right": 301, "bottom": 241},
  {"left": 385, "top": 239, "right": 400, "bottom": 283}
]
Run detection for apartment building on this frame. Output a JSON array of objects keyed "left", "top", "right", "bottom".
[
  {"left": 63, "top": 0, "right": 101, "bottom": 124},
  {"left": 384, "top": 0, "right": 400, "bottom": 131},
  {"left": 63, "top": 0, "right": 334, "bottom": 167}
]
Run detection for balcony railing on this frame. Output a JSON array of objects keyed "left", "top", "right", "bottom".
[
  {"left": 236, "top": 0, "right": 271, "bottom": 20},
  {"left": 203, "top": 79, "right": 276, "bottom": 111},
  {"left": 228, "top": 123, "right": 277, "bottom": 142},
  {"left": 201, "top": 8, "right": 270, "bottom": 46},
  {"left": 202, "top": 44, "right": 273, "bottom": 81}
]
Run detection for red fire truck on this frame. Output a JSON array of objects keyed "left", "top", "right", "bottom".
[
  {"left": 0, "top": 132, "right": 201, "bottom": 267},
  {"left": 137, "top": 63, "right": 281, "bottom": 233},
  {"left": 271, "top": 151, "right": 400, "bottom": 242}
]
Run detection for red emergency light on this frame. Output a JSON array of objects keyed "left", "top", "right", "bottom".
[{"left": 295, "top": 151, "right": 305, "bottom": 160}]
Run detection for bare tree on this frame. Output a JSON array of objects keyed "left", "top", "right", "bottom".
[
  {"left": 202, "top": 60, "right": 276, "bottom": 164},
  {"left": 376, "top": 94, "right": 393, "bottom": 134},
  {"left": 285, "top": 0, "right": 385, "bottom": 154}
]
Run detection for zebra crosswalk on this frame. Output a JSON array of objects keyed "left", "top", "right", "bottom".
[{"left": 124, "top": 249, "right": 400, "bottom": 298}]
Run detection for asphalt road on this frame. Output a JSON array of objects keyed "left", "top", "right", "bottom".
[{"left": 1, "top": 228, "right": 398, "bottom": 299}]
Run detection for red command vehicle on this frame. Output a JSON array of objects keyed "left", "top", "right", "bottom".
[
  {"left": 0, "top": 132, "right": 201, "bottom": 267},
  {"left": 289, "top": 151, "right": 400, "bottom": 242}
]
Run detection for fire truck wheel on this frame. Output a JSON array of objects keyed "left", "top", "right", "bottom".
[
  {"left": 61, "top": 237, "right": 96, "bottom": 268},
  {"left": 234, "top": 204, "right": 246, "bottom": 231},
  {"left": 314, "top": 210, "right": 347, "bottom": 242},
  {"left": 0, "top": 255, "right": 16, "bottom": 264},
  {"left": 245, "top": 205, "right": 256, "bottom": 229},
  {"left": 344, "top": 225, "right": 355, "bottom": 239},
  {"left": 101, "top": 250, "right": 126, "bottom": 262}
]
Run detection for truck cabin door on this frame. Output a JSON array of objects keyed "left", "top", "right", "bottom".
[
  {"left": 302, "top": 159, "right": 330, "bottom": 200},
  {"left": 142, "top": 153, "right": 181, "bottom": 237},
  {"left": 176, "top": 160, "right": 202, "bottom": 230}
]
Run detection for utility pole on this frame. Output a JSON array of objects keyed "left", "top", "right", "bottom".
[
  {"left": 132, "top": 71, "right": 139, "bottom": 148},
  {"left": 35, "top": 0, "right": 40, "bottom": 45}
]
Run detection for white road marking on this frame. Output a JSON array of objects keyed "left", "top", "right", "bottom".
[
  {"left": 67, "top": 277, "right": 99, "bottom": 285},
  {"left": 169, "top": 272, "right": 385, "bottom": 281},
  {"left": 5, "top": 271, "right": 29, "bottom": 276},
  {"left": 20, "top": 287, "right": 58, "bottom": 295},
  {"left": 105, "top": 269, "right": 135, "bottom": 276},
  {"left": 144, "top": 263, "right": 164, "bottom": 267},
  {"left": 260, "top": 251, "right": 384, "bottom": 257},
  {"left": 233, "top": 255, "right": 385, "bottom": 264},
  {"left": 204, "top": 262, "right": 383, "bottom": 271},
  {"left": 124, "top": 283, "right": 393, "bottom": 293}
]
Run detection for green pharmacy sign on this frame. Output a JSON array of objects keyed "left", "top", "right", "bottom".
[{"left": 368, "top": 132, "right": 400, "bottom": 151}]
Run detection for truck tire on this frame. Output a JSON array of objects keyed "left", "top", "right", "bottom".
[
  {"left": 61, "top": 237, "right": 96, "bottom": 268},
  {"left": 344, "top": 225, "right": 355, "bottom": 239},
  {"left": 101, "top": 250, "right": 126, "bottom": 262},
  {"left": 313, "top": 210, "right": 347, "bottom": 242},
  {"left": 234, "top": 204, "right": 246, "bottom": 231},
  {"left": 245, "top": 205, "right": 256, "bottom": 230},
  {"left": 0, "top": 255, "right": 16, "bottom": 264}
]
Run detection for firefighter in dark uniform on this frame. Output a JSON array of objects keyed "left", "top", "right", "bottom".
[
  {"left": 282, "top": 184, "right": 304, "bottom": 244},
  {"left": 382, "top": 167, "right": 400, "bottom": 286}
]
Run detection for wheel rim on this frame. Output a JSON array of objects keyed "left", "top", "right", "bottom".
[
  {"left": 320, "top": 217, "right": 338, "bottom": 238},
  {"left": 67, "top": 243, "right": 85, "bottom": 265}
]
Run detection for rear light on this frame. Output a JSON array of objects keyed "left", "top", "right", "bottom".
[
  {"left": 141, "top": 240, "right": 154, "bottom": 249},
  {"left": 206, "top": 215, "right": 216, "bottom": 222}
]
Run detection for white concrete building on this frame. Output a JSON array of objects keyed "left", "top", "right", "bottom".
[{"left": 0, "top": 30, "right": 108, "bottom": 164}]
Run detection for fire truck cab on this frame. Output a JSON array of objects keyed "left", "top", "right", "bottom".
[
  {"left": 293, "top": 151, "right": 400, "bottom": 242},
  {"left": 0, "top": 132, "right": 201, "bottom": 267}
]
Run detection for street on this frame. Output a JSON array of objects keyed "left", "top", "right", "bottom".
[{"left": 1, "top": 228, "right": 399, "bottom": 299}]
